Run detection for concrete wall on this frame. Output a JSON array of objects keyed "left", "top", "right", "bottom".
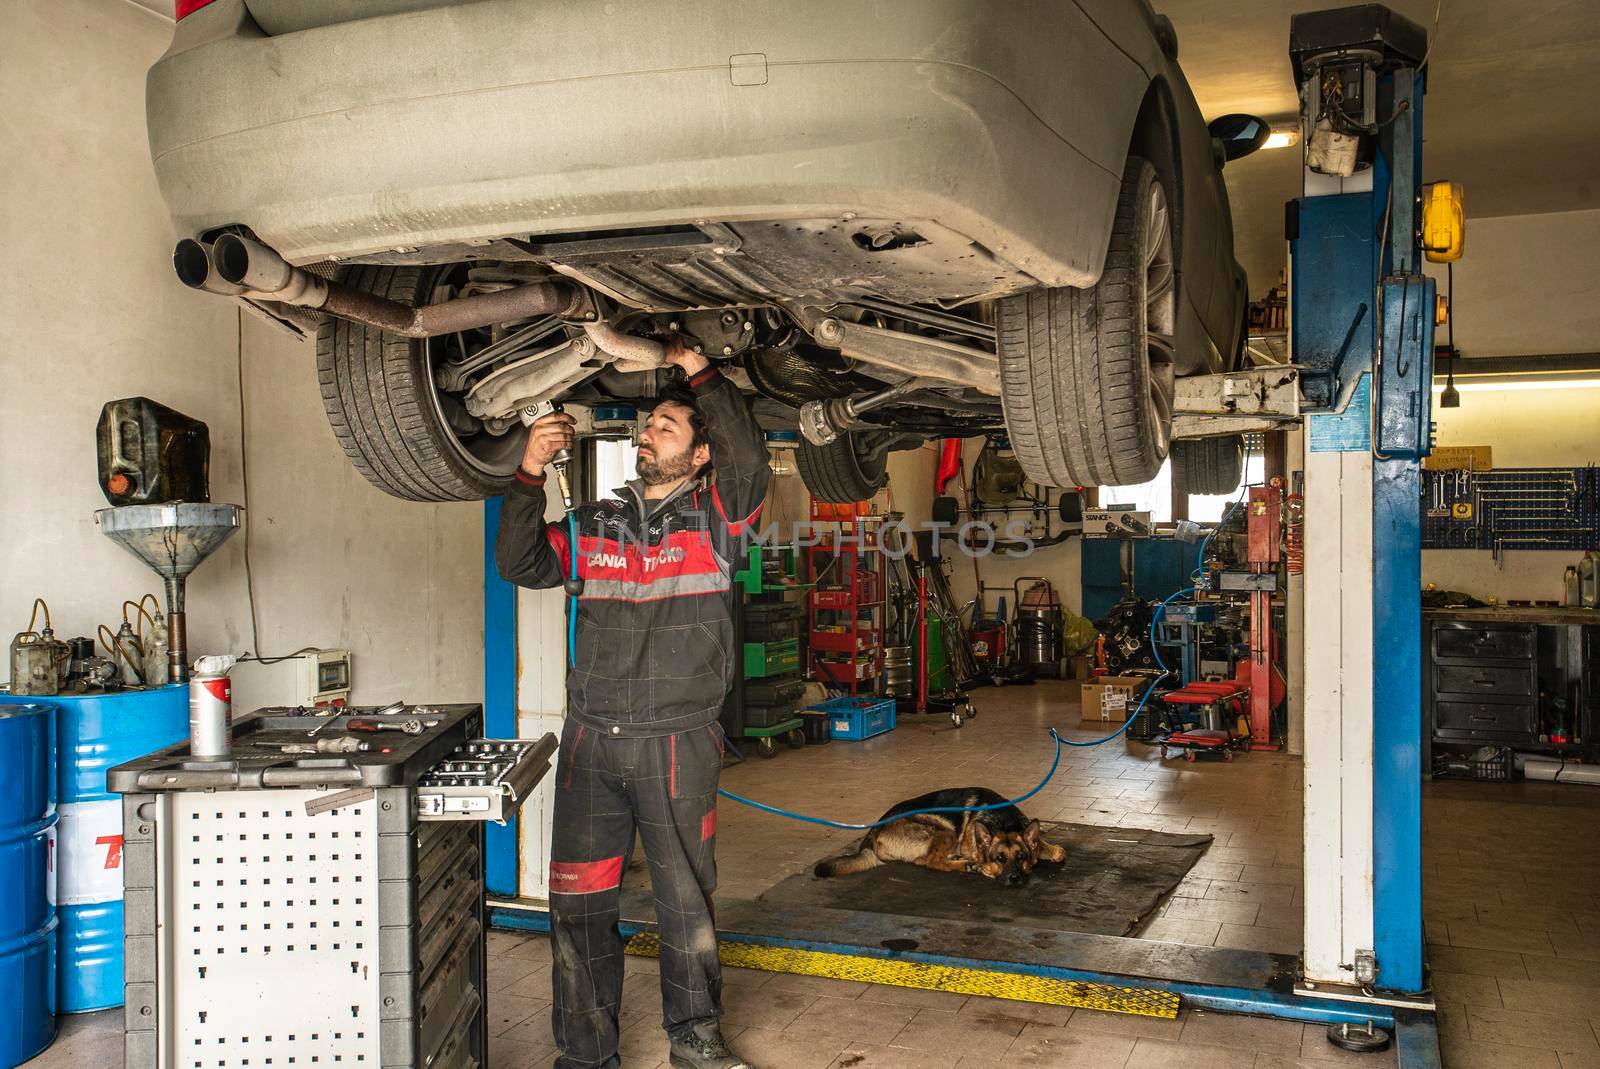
[
  {"left": 0, "top": 0, "right": 484, "bottom": 703},
  {"left": 1423, "top": 209, "right": 1600, "bottom": 359},
  {"left": 1417, "top": 209, "right": 1600, "bottom": 603}
]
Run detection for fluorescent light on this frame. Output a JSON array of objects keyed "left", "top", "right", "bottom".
[
  {"left": 1431, "top": 378, "right": 1600, "bottom": 393},
  {"left": 1263, "top": 130, "right": 1300, "bottom": 150}
]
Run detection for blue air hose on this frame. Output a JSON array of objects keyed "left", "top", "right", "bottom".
[
  {"left": 716, "top": 728, "right": 1065, "bottom": 830},
  {"left": 566, "top": 511, "right": 579, "bottom": 663}
]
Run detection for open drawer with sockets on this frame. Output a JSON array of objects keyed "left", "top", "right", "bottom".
[
  {"left": 109, "top": 704, "right": 556, "bottom": 1069},
  {"left": 108, "top": 702, "right": 556, "bottom": 824}
]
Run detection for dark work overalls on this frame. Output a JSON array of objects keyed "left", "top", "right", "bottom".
[{"left": 495, "top": 366, "right": 769, "bottom": 1069}]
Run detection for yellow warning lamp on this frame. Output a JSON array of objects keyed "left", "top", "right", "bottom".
[{"left": 1422, "top": 182, "right": 1465, "bottom": 263}]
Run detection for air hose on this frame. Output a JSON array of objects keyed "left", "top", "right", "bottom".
[
  {"left": 565, "top": 512, "right": 579, "bottom": 662},
  {"left": 717, "top": 728, "right": 1066, "bottom": 830}
]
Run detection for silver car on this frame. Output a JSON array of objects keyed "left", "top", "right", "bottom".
[{"left": 152, "top": 0, "right": 1262, "bottom": 502}]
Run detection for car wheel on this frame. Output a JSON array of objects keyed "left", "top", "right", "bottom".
[
  {"left": 1171, "top": 435, "right": 1244, "bottom": 496},
  {"left": 996, "top": 155, "right": 1177, "bottom": 488},
  {"left": 316, "top": 264, "right": 523, "bottom": 501},
  {"left": 796, "top": 433, "right": 890, "bottom": 503}
]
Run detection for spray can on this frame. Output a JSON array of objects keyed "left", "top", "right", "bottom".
[
  {"left": 189, "top": 671, "right": 233, "bottom": 758},
  {"left": 1566, "top": 566, "right": 1582, "bottom": 607},
  {"left": 1581, "top": 552, "right": 1598, "bottom": 610}
]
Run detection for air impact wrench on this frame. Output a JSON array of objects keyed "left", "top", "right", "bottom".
[{"left": 521, "top": 401, "right": 585, "bottom": 597}]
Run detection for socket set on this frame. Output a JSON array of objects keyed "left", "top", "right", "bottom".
[{"left": 417, "top": 737, "right": 558, "bottom": 823}]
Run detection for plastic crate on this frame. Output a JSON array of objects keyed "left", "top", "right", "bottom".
[
  {"left": 812, "top": 697, "right": 896, "bottom": 741},
  {"left": 1432, "top": 746, "right": 1515, "bottom": 782}
]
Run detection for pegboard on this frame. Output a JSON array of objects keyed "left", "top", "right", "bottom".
[
  {"left": 1421, "top": 466, "right": 1600, "bottom": 552},
  {"left": 163, "top": 789, "right": 382, "bottom": 1068}
]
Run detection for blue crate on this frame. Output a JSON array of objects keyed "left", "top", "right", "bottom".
[{"left": 811, "top": 697, "right": 896, "bottom": 741}]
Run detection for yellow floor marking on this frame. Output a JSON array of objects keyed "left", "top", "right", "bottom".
[{"left": 624, "top": 932, "right": 1179, "bottom": 1019}]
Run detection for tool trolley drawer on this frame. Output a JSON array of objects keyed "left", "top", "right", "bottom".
[
  {"left": 1435, "top": 663, "right": 1535, "bottom": 699},
  {"left": 1434, "top": 699, "right": 1535, "bottom": 738},
  {"left": 1433, "top": 623, "right": 1535, "bottom": 663}
]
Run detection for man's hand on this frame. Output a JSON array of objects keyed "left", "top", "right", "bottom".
[
  {"left": 663, "top": 338, "right": 711, "bottom": 379},
  {"left": 520, "top": 411, "right": 576, "bottom": 476}
]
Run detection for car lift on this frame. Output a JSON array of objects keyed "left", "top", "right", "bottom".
[{"left": 477, "top": 6, "right": 1440, "bottom": 1066}]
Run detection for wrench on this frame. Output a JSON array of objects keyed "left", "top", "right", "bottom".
[{"left": 346, "top": 718, "right": 438, "bottom": 736}]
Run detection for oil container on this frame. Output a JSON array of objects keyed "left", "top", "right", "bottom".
[
  {"left": 96, "top": 396, "right": 210, "bottom": 506},
  {"left": 0, "top": 685, "right": 187, "bottom": 1012},
  {"left": 0, "top": 702, "right": 57, "bottom": 1068}
]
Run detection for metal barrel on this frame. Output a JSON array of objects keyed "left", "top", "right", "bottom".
[
  {"left": 0, "top": 702, "right": 57, "bottom": 1068},
  {"left": 1016, "top": 608, "right": 1063, "bottom": 673},
  {"left": 0, "top": 685, "right": 187, "bottom": 1013}
]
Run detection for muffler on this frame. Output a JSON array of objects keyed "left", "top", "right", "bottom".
[{"left": 173, "top": 235, "right": 586, "bottom": 338}]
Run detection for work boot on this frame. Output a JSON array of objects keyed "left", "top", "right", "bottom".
[{"left": 668, "top": 1021, "right": 753, "bottom": 1069}]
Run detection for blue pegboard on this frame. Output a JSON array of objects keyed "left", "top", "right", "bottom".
[{"left": 1421, "top": 466, "right": 1600, "bottom": 551}]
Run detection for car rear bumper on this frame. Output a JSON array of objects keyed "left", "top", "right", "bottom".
[{"left": 147, "top": 0, "right": 1136, "bottom": 292}]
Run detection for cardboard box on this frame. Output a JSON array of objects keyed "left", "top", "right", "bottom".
[
  {"left": 1423, "top": 446, "right": 1492, "bottom": 471},
  {"left": 1080, "top": 675, "right": 1146, "bottom": 724},
  {"left": 1083, "top": 509, "right": 1153, "bottom": 538}
]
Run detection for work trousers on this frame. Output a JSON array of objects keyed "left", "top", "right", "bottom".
[{"left": 548, "top": 717, "right": 724, "bottom": 1069}]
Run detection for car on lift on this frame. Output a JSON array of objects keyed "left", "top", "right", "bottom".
[{"left": 152, "top": 0, "right": 1264, "bottom": 503}]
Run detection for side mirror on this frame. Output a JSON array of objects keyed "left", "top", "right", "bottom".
[{"left": 1207, "top": 113, "right": 1270, "bottom": 163}]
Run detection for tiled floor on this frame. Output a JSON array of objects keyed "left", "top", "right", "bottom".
[{"left": 25, "top": 681, "right": 1600, "bottom": 1067}]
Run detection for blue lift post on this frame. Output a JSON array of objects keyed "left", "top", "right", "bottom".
[
  {"left": 1292, "top": 47, "right": 1433, "bottom": 998},
  {"left": 483, "top": 6, "right": 1437, "bottom": 1062},
  {"left": 483, "top": 497, "right": 520, "bottom": 896}
]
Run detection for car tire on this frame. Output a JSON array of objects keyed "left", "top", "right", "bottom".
[
  {"left": 996, "top": 155, "right": 1177, "bottom": 488},
  {"left": 796, "top": 433, "right": 890, "bottom": 503},
  {"left": 316, "top": 264, "right": 520, "bottom": 501},
  {"left": 1171, "top": 435, "right": 1244, "bottom": 496}
]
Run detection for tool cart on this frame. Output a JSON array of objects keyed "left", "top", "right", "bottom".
[
  {"left": 724, "top": 546, "right": 808, "bottom": 758},
  {"left": 109, "top": 704, "right": 555, "bottom": 1069}
]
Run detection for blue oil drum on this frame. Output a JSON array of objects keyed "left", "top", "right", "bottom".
[
  {"left": 0, "top": 702, "right": 57, "bottom": 1068},
  {"left": 0, "top": 685, "right": 187, "bottom": 1013}
]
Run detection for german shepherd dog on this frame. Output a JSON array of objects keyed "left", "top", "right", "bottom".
[{"left": 813, "top": 788, "right": 1067, "bottom": 886}]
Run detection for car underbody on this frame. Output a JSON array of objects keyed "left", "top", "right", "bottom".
[{"left": 180, "top": 220, "right": 1015, "bottom": 445}]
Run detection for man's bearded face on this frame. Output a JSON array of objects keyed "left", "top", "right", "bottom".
[{"left": 637, "top": 401, "right": 702, "bottom": 486}]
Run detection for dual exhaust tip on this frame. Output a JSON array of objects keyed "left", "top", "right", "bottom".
[{"left": 173, "top": 234, "right": 327, "bottom": 305}]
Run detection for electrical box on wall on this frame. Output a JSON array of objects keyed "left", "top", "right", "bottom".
[{"left": 230, "top": 648, "right": 352, "bottom": 709}]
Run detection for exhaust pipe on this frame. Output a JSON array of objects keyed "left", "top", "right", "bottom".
[
  {"left": 174, "top": 234, "right": 586, "bottom": 338},
  {"left": 173, "top": 238, "right": 246, "bottom": 297},
  {"left": 582, "top": 322, "right": 667, "bottom": 371}
]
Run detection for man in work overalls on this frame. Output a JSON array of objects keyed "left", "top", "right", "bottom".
[{"left": 496, "top": 340, "right": 768, "bottom": 1069}]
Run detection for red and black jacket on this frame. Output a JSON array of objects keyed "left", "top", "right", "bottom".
[{"left": 494, "top": 366, "right": 769, "bottom": 738}]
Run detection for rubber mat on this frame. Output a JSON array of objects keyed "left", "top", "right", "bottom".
[{"left": 756, "top": 822, "right": 1213, "bottom": 937}]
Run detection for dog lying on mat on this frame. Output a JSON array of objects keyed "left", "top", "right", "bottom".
[{"left": 812, "top": 788, "right": 1067, "bottom": 886}]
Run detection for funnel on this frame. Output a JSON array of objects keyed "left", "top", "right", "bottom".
[{"left": 97, "top": 502, "right": 242, "bottom": 682}]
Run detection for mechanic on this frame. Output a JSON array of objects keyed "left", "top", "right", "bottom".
[{"left": 496, "top": 340, "right": 768, "bottom": 1069}]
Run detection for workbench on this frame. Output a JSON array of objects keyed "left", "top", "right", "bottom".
[{"left": 1424, "top": 606, "right": 1600, "bottom": 754}]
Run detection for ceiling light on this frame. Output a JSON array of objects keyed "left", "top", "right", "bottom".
[{"left": 1263, "top": 130, "right": 1301, "bottom": 150}]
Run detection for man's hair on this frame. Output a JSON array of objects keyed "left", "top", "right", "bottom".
[{"left": 652, "top": 383, "right": 711, "bottom": 454}]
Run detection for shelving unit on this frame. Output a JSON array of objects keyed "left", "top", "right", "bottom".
[{"left": 805, "top": 508, "right": 887, "bottom": 697}]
